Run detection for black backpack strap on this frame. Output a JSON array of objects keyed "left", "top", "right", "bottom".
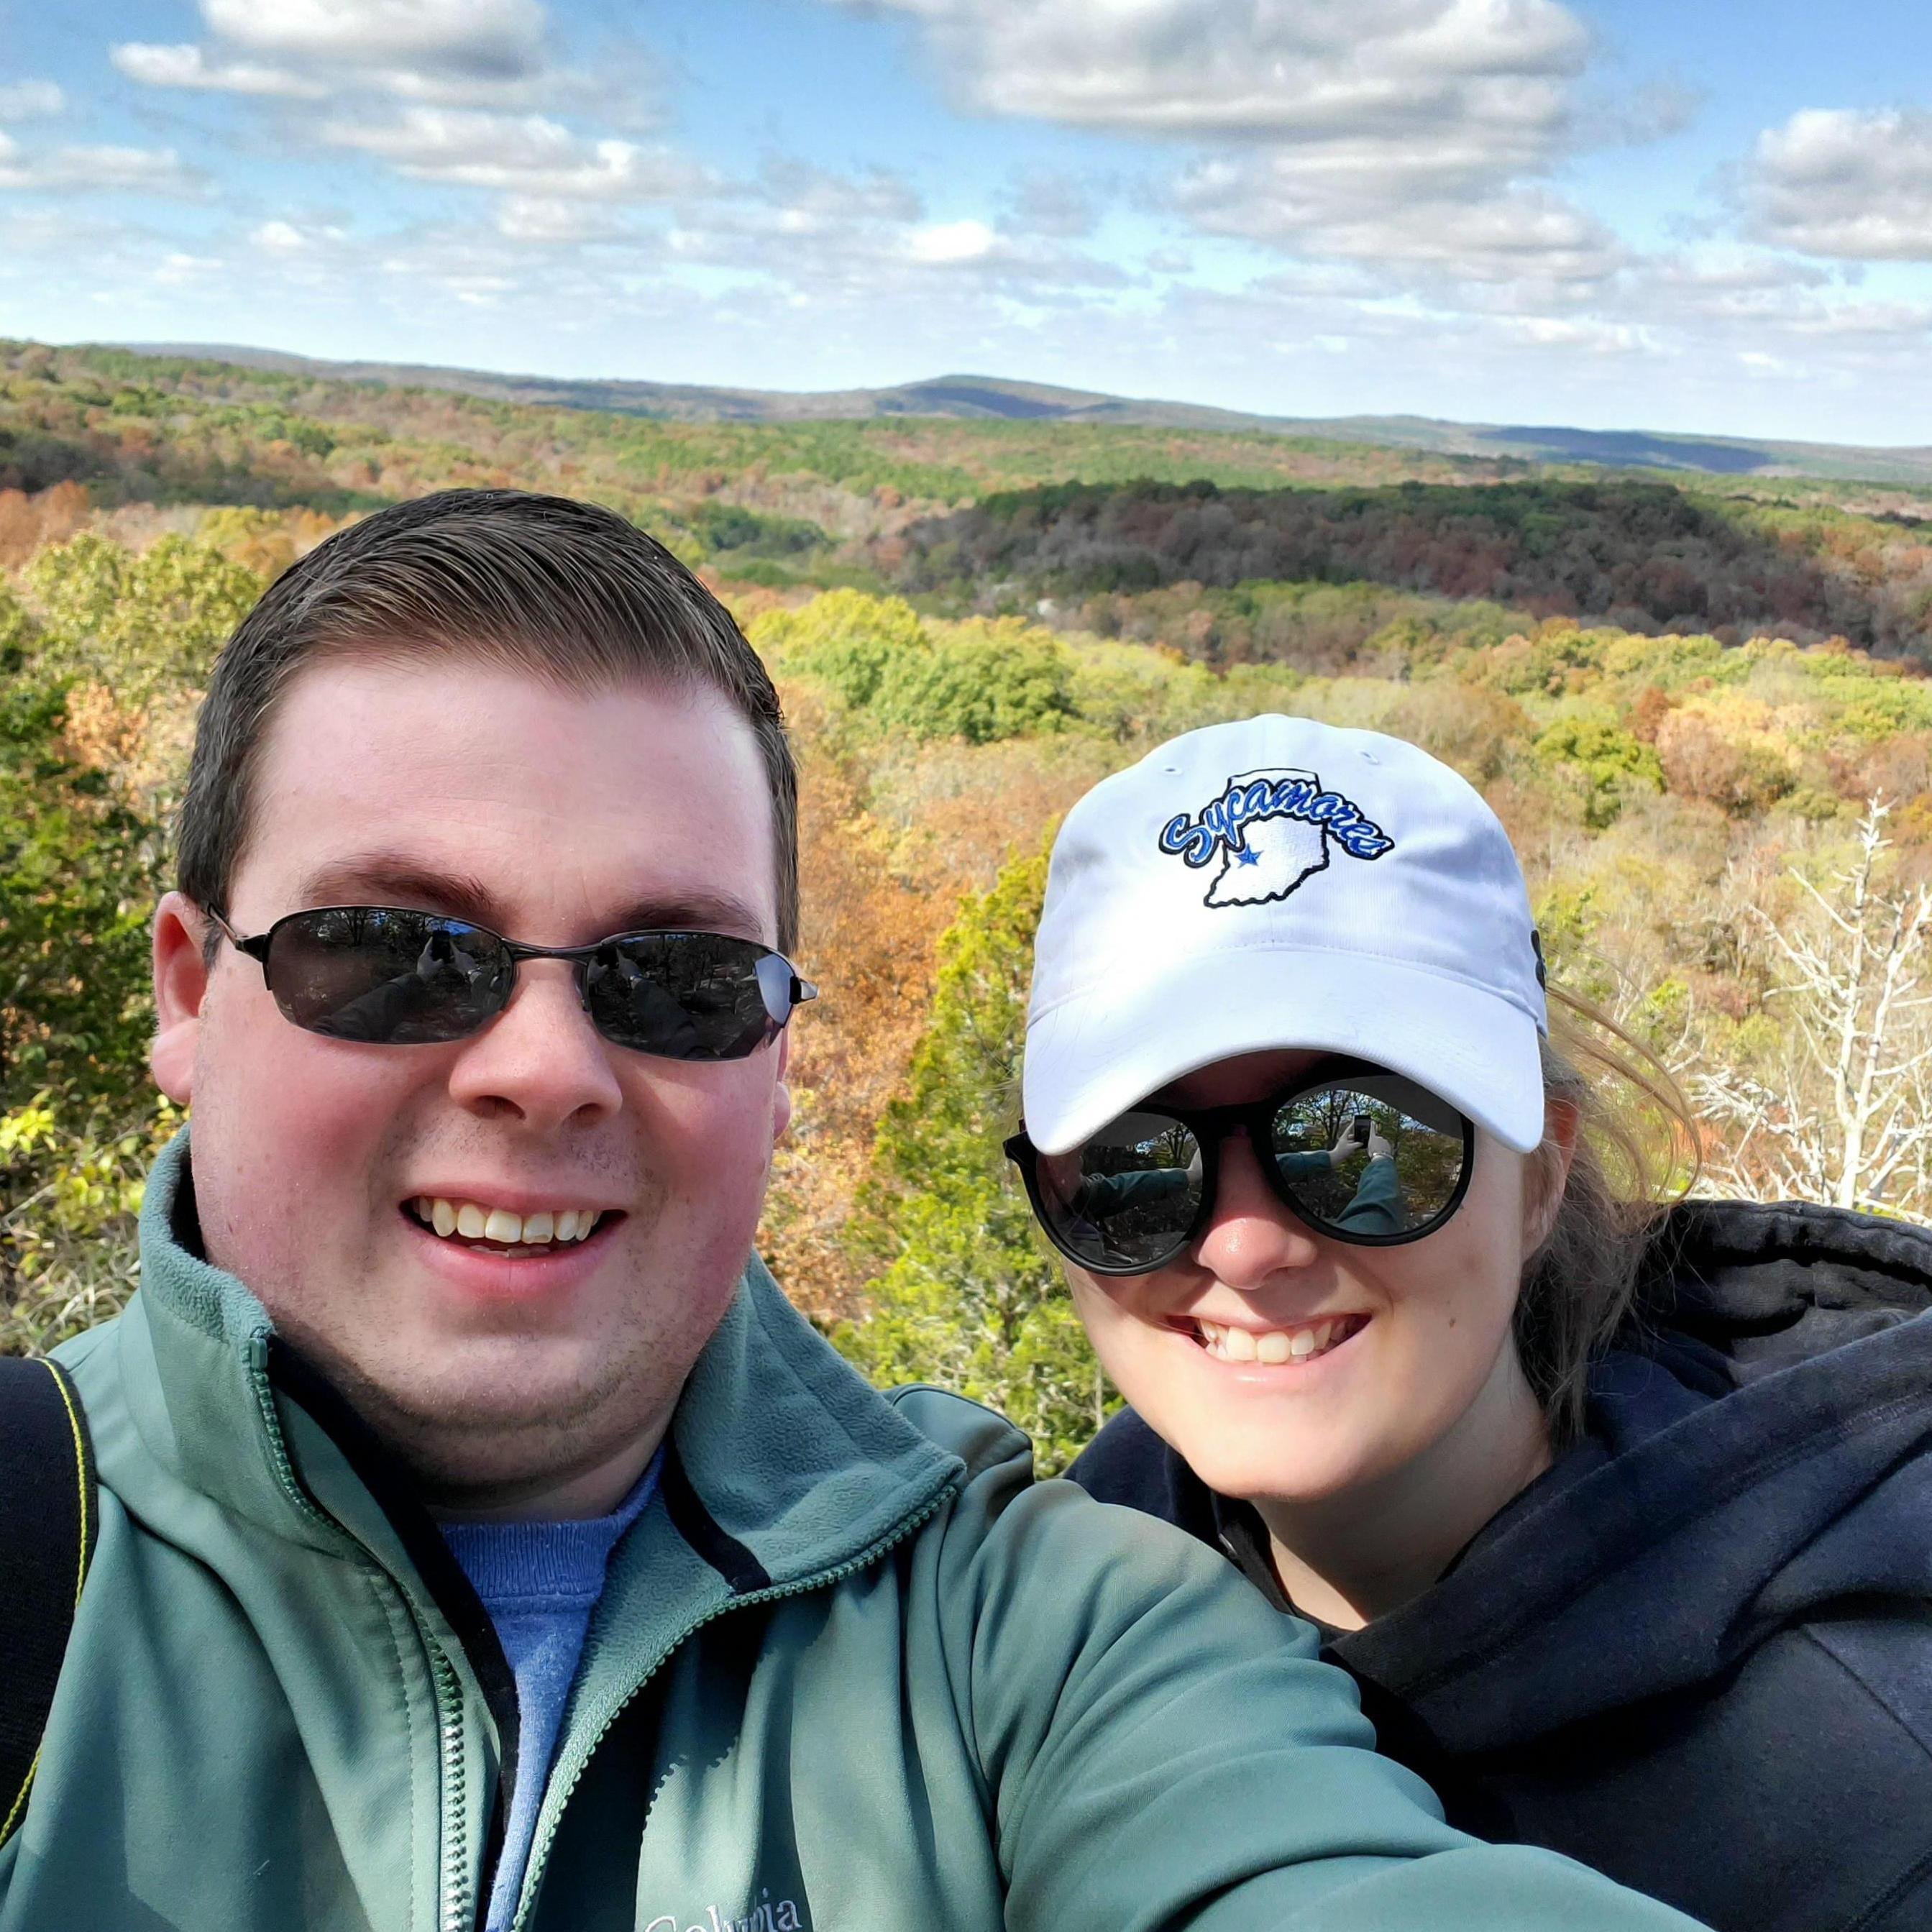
[{"left": 0, "top": 1355, "right": 97, "bottom": 1848}]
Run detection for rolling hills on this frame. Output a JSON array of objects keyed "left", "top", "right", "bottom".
[{"left": 124, "top": 342, "right": 1932, "bottom": 487}]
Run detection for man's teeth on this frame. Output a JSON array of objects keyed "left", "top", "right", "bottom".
[
  {"left": 1195, "top": 1318, "right": 1355, "bottom": 1365},
  {"left": 412, "top": 1199, "right": 602, "bottom": 1249}
]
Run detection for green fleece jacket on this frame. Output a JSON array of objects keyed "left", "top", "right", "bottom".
[{"left": 1, "top": 1135, "right": 1703, "bottom": 1932}]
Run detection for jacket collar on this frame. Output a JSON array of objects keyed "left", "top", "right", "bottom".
[{"left": 125, "top": 1128, "right": 961, "bottom": 1582}]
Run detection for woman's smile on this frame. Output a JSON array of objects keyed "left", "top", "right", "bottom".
[{"left": 1164, "top": 1311, "right": 1371, "bottom": 1368}]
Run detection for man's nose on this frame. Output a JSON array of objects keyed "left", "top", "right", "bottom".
[
  {"left": 1192, "top": 1129, "right": 1322, "bottom": 1289},
  {"left": 445, "top": 958, "right": 623, "bottom": 1128}
]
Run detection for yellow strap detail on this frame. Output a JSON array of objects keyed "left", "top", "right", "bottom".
[
  {"left": 0, "top": 1361, "right": 90, "bottom": 1847},
  {"left": 1, "top": 1746, "right": 41, "bottom": 1846},
  {"left": 40, "top": 1358, "right": 91, "bottom": 1609}
]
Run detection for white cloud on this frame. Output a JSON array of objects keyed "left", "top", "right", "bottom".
[
  {"left": 156, "top": 251, "right": 224, "bottom": 285},
  {"left": 1649, "top": 247, "right": 1831, "bottom": 300},
  {"left": 1595, "top": 74, "right": 1702, "bottom": 147},
  {"left": 1176, "top": 154, "right": 1621, "bottom": 287},
  {"left": 122, "top": 0, "right": 594, "bottom": 112},
  {"left": 0, "top": 81, "right": 65, "bottom": 119},
  {"left": 252, "top": 219, "right": 310, "bottom": 251},
  {"left": 828, "top": 0, "right": 1614, "bottom": 293},
  {"left": 1002, "top": 170, "right": 1099, "bottom": 239},
  {"left": 0, "top": 134, "right": 203, "bottom": 196},
  {"left": 493, "top": 194, "right": 631, "bottom": 243},
  {"left": 201, "top": 0, "right": 548, "bottom": 79},
  {"left": 664, "top": 172, "right": 1125, "bottom": 304},
  {"left": 322, "top": 108, "right": 707, "bottom": 201},
  {"left": 1780, "top": 298, "right": 1932, "bottom": 341},
  {"left": 111, "top": 43, "right": 327, "bottom": 99},
  {"left": 907, "top": 218, "right": 996, "bottom": 262},
  {"left": 114, "top": 6, "right": 692, "bottom": 245},
  {"left": 757, "top": 160, "right": 922, "bottom": 232},
  {"left": 1748, "top": 108, "right": 1932, "bottom": 261},
  {"left": 1502, "top": 314, "right": 1649, "bottom": 353},
  {"left": 841, "top": 0, "right": 1588, "bottom": 139}
]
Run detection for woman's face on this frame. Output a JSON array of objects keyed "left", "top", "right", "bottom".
[{"left": 1063, "top": 1048, "right": 1552, "bottom": 1509}]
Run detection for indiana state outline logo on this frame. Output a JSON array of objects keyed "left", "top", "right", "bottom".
[{"left": 1158, "top": 766, "right": 1394, "bottom": 908}]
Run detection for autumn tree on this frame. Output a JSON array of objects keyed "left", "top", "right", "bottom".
[
  {"left": 751, "top": 590, "right": 1075, "bottom": 744},
  {"left": 21, "top": 530, "right": 261, "bottom": 707},
  {"left": 834, "top": 841, "right": 1114, "bottom": 1471},
  {"left": 1688, "top": 802, "right": 1932, "bottom": 1214},
  {"left": 0, "top": 658, "right": 175, "bottom": 1352}
]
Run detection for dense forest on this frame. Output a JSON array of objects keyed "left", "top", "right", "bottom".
[
  {"left": 7, "top": 337, "right": 1932, "bottom": 1465},
  {"left": 887, "top": 478, "right": 1932, "bottom": 659}
]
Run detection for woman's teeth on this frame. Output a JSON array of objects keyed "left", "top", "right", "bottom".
[
  {"left": 411, "top": 1197, "right": 603, "bottom": 1255},
  {"left": 1194, "top": 1317, "right": 1358, "bottom": 1365}
]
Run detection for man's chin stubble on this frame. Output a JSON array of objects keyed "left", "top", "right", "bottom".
[{"left": 290, "top": 1317, "right": 674, "bottom": 1501}]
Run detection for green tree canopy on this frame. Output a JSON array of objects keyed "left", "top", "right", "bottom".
[
  {"left": 834, "top": 839, "right": 1114, "bottom": 1471},
  {"left": 755, "top": 590, "right": 1074, "bottom": 745},
  {"left": 1532, "top": 713, "right": 1665, "bottom": 828},
  {"left": 22, "top": 530, "right": 260, "bottom": 702},
  {"left": 0, "top": 668, "right": 157, "bottom": 1114}
]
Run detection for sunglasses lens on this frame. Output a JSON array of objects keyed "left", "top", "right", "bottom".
[
  {"left": 266, "top": 910, "right": 509, "bottom": 1044},
  {"left": 585, "top": 933, "right": 787, "bottom": 1061},
  {"left": 1269, "top": 1075, "right": 1468, "bottom": 1240},
  {"left": 1032, "top": 1112, "right": 1204, "bottom": 1271}
]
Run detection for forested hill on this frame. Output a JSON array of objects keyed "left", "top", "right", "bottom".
[
  {"left": 125, "top": 341, "right": 1932, "bottom": 486},
  {"left": 887, "top": 478, "right": 1932, "bottom": 662}
]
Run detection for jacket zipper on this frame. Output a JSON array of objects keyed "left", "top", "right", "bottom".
[
  {"left": 430, "top": 1644, "right": 472, "bottom": 1932},
  {"left": 247, "top": 1343, "right": 480, "bottom": 1932},
  {"left": 506, "top": 1478, "right": 962, "bottom": 1932}
]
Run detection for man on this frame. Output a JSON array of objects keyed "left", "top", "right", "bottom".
[{"left": 1, "top": 491, "right": 1701, "bottom": 1931}]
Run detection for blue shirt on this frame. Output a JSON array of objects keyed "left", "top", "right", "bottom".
[{"left": 439, "top": 1450, "right": 664, "bottom": 1932}]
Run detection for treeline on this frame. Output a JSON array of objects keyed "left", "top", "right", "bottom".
[
  {"left": 1, "top": 341, "right": 1499, "bottom": 544},
  {"left": 885, "top": 478, "right": 1932, "bottom": 661}
]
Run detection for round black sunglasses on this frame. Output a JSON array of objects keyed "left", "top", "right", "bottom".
[
  {"left": 1004, "top": 1060, "right": 1475, "bottom": 1276},
  {"left": 208, "top": 905, "right": 816, "bottom": 1062}
]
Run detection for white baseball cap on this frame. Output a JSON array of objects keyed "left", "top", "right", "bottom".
[{"left": 1021, "top": 715, "right": 1549, "bottom": 1156}]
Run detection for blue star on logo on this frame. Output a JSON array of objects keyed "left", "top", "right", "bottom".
[{"left": 1235, "top": 844, "right": 1261, "bottom": 867}]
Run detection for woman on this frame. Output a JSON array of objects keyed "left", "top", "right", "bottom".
[{"left": 1005, "top": 713, "right": 1932, "bottom": 1932}]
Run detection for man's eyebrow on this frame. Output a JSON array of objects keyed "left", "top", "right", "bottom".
[
  {"left": 292, "top": 858, "right": 505, "bottom": 927},
  {"left": 613, "top": 892, "right": 773, "bottom": 942},
  {"left": 288, "top": 856, "right": 772, "bottom": 943}
]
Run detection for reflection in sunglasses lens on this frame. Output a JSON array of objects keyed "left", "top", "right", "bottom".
[
  {"left": 271, "top": 910, "right": 508, "bottom": 1045},
  {"left": 1270, "top": 1077, "right": 1466, "bottom": 1240},
  {"left": 1037, "top": 1112, "right": 1203, "bottom": 1271},
  {"left": 586, "top": 933, "right": 777, "bottom": 1061}
]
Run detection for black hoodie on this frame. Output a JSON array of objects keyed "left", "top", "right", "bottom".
[{"left": 1068, "top": 1199, "right": 1932, "bottom": 1932}]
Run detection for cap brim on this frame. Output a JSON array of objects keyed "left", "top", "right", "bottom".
[{"left": 1022, "top": 948, "right": 1546, "bottom": 1157}]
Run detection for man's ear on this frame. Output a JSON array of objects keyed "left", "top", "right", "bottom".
[
  {"left": 150, "top": 892, "right": 209, "bottom": 1104},
  {"left": 771, "top": 1026, "right": 794, "bottom": 1143},
  {"left": 1524, "top": 1094, "right": 1581, "bottom": 1253}
]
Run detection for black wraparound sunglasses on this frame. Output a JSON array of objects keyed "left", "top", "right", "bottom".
[
  {"left": 1004, "top": 1059, "right": 1475, "bottom": 1276},
  {"left": 207, "top": 905, "right": 816, "bottom": 1062}
]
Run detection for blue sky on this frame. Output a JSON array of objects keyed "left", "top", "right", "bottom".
[{"left": 4, "top": 0, "right": 1932, "bottom": 444}]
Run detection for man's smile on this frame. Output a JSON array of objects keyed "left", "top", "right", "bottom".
[{"left": 408, "top": 1195, "right": 613, "bottom": 1252}]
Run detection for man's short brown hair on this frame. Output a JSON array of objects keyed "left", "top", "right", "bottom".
[{"left": 176, "top": 488, "right": 799, "bottom": 953}]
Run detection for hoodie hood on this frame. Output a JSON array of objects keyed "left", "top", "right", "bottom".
[{"left": 1336, "top": 1198, "right": 1932, "bottom": 1753}]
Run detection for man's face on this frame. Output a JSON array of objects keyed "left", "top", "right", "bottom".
[{"left": 151, "top": 656, "right": 792, "bottom": 1508}]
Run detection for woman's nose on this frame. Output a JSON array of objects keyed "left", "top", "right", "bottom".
[{"left": 1192, "top": 1130, "right": 1323, "bottom": 1289}]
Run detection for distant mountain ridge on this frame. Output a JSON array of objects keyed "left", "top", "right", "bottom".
[{"left": 122, "top": 342, "right": 1932, "bottom": 486}]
